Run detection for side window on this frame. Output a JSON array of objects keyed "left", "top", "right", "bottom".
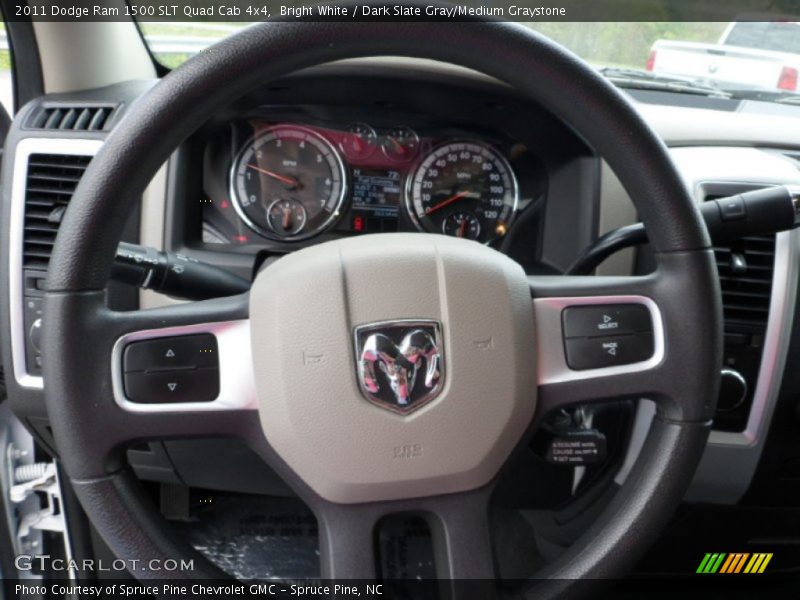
[
  {"left": 0, "top": 21, "right": 11, "bottom": 115},
  {"left": 137, "top": 22, "right": 244, "bottom": 70},
  {"left": 0, "top": 19, "right": 13, "bottom": 165}
]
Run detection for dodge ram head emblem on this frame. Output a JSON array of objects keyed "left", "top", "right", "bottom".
[{"left": 354, "top": 320, "right": 444, "bottom": 414}]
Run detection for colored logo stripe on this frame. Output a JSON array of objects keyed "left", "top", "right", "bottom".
[
  {"left": 720, "top": 553, "right": 749, "bottom": 573},
  {"left": 697, "top": 552, "right": 773, "bottom": 574},
  {"left": 697, "top": 553, "right": 726, "bottom": 573},
  {"left": 744, "top": 553, "right": 773, "bottom": 574}
]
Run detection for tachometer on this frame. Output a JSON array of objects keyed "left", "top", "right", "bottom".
[
  {"left": 231, "top": 125, "right": 347, "bottom": 241},
  {"left": 406, "top": 141, "right": 518, "bottom": 244}
]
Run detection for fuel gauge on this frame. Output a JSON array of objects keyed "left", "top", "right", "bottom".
[{"left": 340, "top": 122, "right": 377, "bottom": 161}]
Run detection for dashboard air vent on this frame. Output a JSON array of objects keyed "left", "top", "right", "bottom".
[
  {"left": 711, "top": 214, "right": 775, "bottom": 332},
  {"left": 27, "top": 105, "right": 116, "bottom": 131},
  {"left": 22, "top": 153, "right": 92, "bottom": 271},
  {"left": 714, "top": 235, "right": 775, "bottom": 330}
]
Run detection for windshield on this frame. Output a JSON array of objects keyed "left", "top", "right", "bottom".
[{"left": 140, "top": 21, "right": 800, "bottom": 101}]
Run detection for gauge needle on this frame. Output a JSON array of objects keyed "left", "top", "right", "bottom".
[
  {"left": 247, "top": 164, "right": 300, "bottom": 188},
  {"left": 281, "top": 205, "right": 293, "bottom": 230},
  {"left": 458, "top": 218, "right": 468, "bottom": 238},
  {"left": 425, "top": 191, "right": 472, "bottom": 215},
  {"left": 389, "top": 137, "right": 406, "bottom": 155}
]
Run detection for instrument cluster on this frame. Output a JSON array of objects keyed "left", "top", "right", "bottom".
[{"left": 200, "top": 119, "right": 545, "bottom": 249}]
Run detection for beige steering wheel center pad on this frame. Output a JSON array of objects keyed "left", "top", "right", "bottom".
[{"left": 250, "top": 234, "right": 536, "bottom": 503}]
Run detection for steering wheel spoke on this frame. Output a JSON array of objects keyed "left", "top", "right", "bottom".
[
  {"left": 42, "top": 290, "right": 259, "bottom": 479},
  {"left": 530, "top": 252, "right": 721, "bottom": 423},
  {"left": 316, "top": 503, "right": 380, "bottom": 580},
  {"left": 427, "top": 489, "right": 496, "bottom": 583},
  {"left": 314, "top": 487, "right": 495, "bottom": 595},
  {"left": 531, "top": 274, "right": 663, "bottom": 416}
]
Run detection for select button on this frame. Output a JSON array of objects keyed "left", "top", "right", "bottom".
[
  {"left": 562, "top": 304, "right": 653, "bottom": 338},
  {"left": 565, "top": 333, "right": 655, "bottom": 371}
]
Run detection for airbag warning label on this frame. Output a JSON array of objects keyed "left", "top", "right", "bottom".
[{"left": 545, "top": 432, "right": 606, "bottom": 465}]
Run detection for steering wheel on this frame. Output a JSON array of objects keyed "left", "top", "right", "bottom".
[{"left": 41, "top": 19, "right": 722, "bottom": 596}]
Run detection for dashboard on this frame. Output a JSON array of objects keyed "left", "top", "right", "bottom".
[
  {"left": 203, "top": 120, "right": 541, "bottom": 247},
  {"left": 197, "top": 111, "right": 547, "bottom": 254},
  {"left": 160, "top": 68, "right": 598, "bottom": 279}
]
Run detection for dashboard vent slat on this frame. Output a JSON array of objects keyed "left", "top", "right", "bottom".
[
  {"left": 88, "top": 108, "right": 112, "bottom": 131},
  {"left": 713, "top": 233, "right": 775, "bottom": 331},
  {"left": 43, "top": 109, "right": 64, "bottom": 130},
  {"left": 26, "top": 105, "right": 116, "bottom": 132},
  {"left": 22, "top": 154, "right": 92, "bottom": 271}
]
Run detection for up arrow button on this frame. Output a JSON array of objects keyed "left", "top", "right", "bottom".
[{"left": 122, "top": 333, "right": 218, "bottom": 372}]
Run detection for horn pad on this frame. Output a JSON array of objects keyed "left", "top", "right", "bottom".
[{"left": 250, "top": 233, "right": 536, "bottom": 503}]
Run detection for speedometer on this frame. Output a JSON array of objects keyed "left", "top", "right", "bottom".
[
  {"left": 406, "top": 141, "right": 518, "bottom": 244},
  {"left": 230, "top": 125, "right": 347, "bottom": 241}
]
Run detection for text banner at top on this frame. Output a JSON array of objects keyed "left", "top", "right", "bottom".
[{"left": 7, "top": 0, "right": 800, "bottom": 22}]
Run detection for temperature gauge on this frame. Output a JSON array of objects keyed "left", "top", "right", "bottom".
[
  {"left": 382, "top": 126, "right": 419, "bottom": 162},
  {"left": 443, "top": 211, "right": 481, "bottom": 240},
  {"left": 266, "top": 198, "right": 307, "bottom": 237}
]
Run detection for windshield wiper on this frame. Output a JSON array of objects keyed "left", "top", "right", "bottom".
[
  {"left": 732, "top": 90, "right": 800, "bottom": 105},
  {"left": 598, "top": 67, "right": 732, "bottom": 98},
  {"left": 775, "top": 95, "right": 800, "bottom": 105},
  {"left": 704, "top": 87, "right": 800, "bottom": 105}
]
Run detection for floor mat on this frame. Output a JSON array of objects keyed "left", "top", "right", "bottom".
[{"left": 172, "top": 494, "right": 320, "bottom": 580}]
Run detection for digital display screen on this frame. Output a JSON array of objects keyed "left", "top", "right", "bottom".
[
  {"left": 351, "top": 168, "right": 402, "bottom": 215},
  {"left": 345, "top": 168, "right": 403, "bottom": 233}
]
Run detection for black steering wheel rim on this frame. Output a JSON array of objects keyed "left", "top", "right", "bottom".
[{"left": 41, "top": 19, "right": 722, "bottom": 594}]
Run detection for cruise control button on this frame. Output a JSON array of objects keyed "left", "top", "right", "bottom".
[
  {"left": 562, "top": 304, "right": 652, "bottom": 338},
  {"left": 564, "top": 333, "right": 654, "bottom": 370},
  {"left": 123, "top": 334, "right": 218, "bottom": 372},
  {"left": 124, "top": 369, "right": 219, "bottom": 403}
]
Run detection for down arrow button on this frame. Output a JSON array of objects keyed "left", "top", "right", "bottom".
[{"left": 123, "top": 369, "right": 219, "bottom": 403}]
